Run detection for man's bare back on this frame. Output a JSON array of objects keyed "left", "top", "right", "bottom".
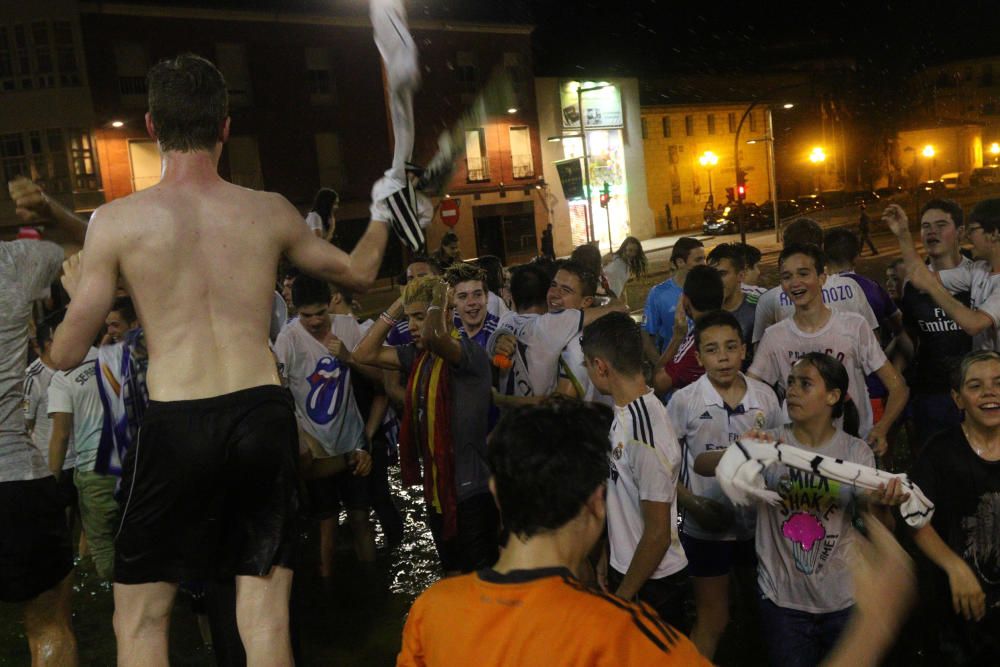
[{"left": 51, "top": 157, "right": 388, "bottom": 401}]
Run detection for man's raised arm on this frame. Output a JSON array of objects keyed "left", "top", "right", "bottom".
[
  {"left": 51, "top": 210, "right": 119, "bottom": 369},
  {"left": 7, "top": 177, "right": 87, "bottom": 253},
  {"left": 280, "top": 193, "right": 389, "bottom": 293}
]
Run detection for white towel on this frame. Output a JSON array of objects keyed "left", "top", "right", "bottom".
[
  {"left": 717, "top": 438, "right": 935, "bottom": 528},
  {"left": 370, "top": 0, "right": 426, "bottom": 251}
]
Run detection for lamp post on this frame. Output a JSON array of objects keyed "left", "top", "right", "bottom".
[
  {"left": 921, "top": 144, "right": 935, "bottom": 181},
  {"left": 809, "top": 146, "right": 827, "bottom": 192},
  {"left": 732, "top": 86, "right": 801, "bottom": 245},
  {"left": 576, "top": 82, "right": 613, "bottom": 245},
  {"left": 698, "top": 150, "right": 719, "bottom": 209}
]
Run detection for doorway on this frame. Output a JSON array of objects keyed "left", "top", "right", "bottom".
[{"left": 472, "top": 201, "right": 537, "bottom": 265}]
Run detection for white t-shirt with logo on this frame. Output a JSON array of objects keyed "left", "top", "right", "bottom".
[
  {"left": 752, "top": 275, "right": 879, "bottom": 344},
  {"left": 668, "top": 373, "right": 782, "bottom": 540},
  {"left": 491, "top": 309, "right": 584, "bottom": 397},
  {"left": 938, "top": 259, "right": 1000, "bottom": 351},
  {"left": 608, "top": 390, "right": 687, "bottom": 579},
  {"left": 47, "top": 348, "right": 102, "bottom": 472},
  {"left": 749, "top": 312, "right": 887, "bottom": 439},
  {"left": 274, "top": 315, "right": 366, "bottom": 456},
  {"left": 24, "top": 358, "right": 76, "bottom": 470}
]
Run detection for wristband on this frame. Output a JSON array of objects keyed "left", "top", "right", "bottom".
[{"left": 380, "top": 311, "right": 398, "bottom": 326}]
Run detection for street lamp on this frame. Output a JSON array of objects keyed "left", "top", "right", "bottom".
[
  {"left": 990, "top": 142, "right": 1000, "bottom": 164},
  {"left": 698, "top": 150, "right": 719, "bottom": 209},
  {"left": 575, "top": 81, "right": 614, "bottom": 244},
  {"left": 922, "top": 144, "right": 936, "bottom": 181},
  {"left": 809, "top": 146, "right": 827, "bottom": 193}
]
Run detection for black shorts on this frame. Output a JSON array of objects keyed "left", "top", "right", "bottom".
[
  {"left": 115, "top": 386, "right": 299, "bottom": 584},
  {"left": 680, "top": 533, "right": 757, "bottom": 578},
  {"left": 0, "top": 477, "right": 73, "bottom": 602},
  {"left": 304, "top": 467, "right": 371, "bottom": 519},
  {"left": 427, "top": 492, "right": 499, "bottom": 574}
]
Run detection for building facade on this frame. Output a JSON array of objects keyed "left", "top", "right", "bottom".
[
  {"left": 641, "top": 102, "right": 771, "bottom": 233},
  {"left": 0, "top": 0, "right": 101, "bottom": 229},
  {"left": 535, "top": 77, "right": 654, "bottom": 257}
]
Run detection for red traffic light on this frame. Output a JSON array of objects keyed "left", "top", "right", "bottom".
[
  {"left": 599, "top": 193, "right": 610, "bottom": 208},
  {"left": 737, "top": 184, "right": 746, "bottom": 201}
]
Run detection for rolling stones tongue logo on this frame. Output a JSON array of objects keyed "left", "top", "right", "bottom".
[{"left": 306, "top": 357, "right": 348, "bottom": 425}]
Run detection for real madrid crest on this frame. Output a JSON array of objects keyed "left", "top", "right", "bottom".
[
  {"left": 754, "top": 411, "right": 766, "bottom": 430},
  {"left": 612, "top": 442, "right": 624, "bottom": 460}
]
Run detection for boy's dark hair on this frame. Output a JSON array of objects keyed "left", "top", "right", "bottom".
[
  {"left": 779, "top": 242, "right": 826, "bottom": 275},
  {"left": 147, "top": 53, "right": 229, "bottom": 153},
  {"left": 683, "top": 265, "right": 724, "bottom": 312},
  {"left": 669, "top": 236, "right": 704, "bottom": 267},
  {"left": 509, "top": 264, "right": 550, "bottom": 311},
  {"left": 920, "top": 198, "right": 964, "bottom": 228},
  {"left": 444, "top": 262, "right": 487, "bottom": 291},
  {"left": 111, "top": 296, "right": 137, "bottom": 324},
  {"left": 555, "top": 259, "right": 598, "bottom": 298},
  {"left": 694, "top": 310, "right": 744, "bottom": 348},
  {"left": 529, "top": 255, "right": 558, "bottom": 280},
  {"left": 735, "top": 242, "right": 762, "bottom": 268},
  {"left": 400, "top": 255, "right": 441, "bottom": 285},
  {"left": 782, "top": 218, "right": 824, "bottom": 247},
  {"left": 291, "top": 274, "right": 331, "bottom": 309},
  {"left": 580, "top": 311, "right": 643, "bottom": 375},
  {"left": 36, "top": 312, "right": 64, "bottom": 348},
  {"left": 441, "top": 231, "right": 459, "bottom": 246},
  {"left": 328, "top": 282, "right": 354, "bottom": 306},
  {"left": 823, "top": 228, "right": 860, "bottom": 265},
  {"left": 488, "top": 400, "right": 613, "bottom": 538},
  {"left": 707, "top": 243, "right": 746, "bottom": 272},
  {"left": 474, "top": 255, "right": 505, "bottom": 294},
  {"left": 569, "top": 243, "right": 603, "bottom": 277},
  {"left": 968, "top": 198, "right": 1000, "bottom": 234}
]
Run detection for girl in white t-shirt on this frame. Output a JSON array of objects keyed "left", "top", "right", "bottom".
[{"left": 746, "top": 353, "right": 906, "bottom": 667}]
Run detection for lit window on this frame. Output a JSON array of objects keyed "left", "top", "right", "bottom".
[
  {"left": 465, "top": 128, "right": 489, "bottom": 182},
  {"left": 509, "top": 126, "right": 534, "bottom": 178},
  {"left": 69, "top": 129, "right": 98, "bottom": 191},
  {"left": 305, "top": 47, "right": 335, "bottom": 104}
]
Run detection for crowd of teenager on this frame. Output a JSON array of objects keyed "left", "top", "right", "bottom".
[{"left": 1, "top": 48, "right": 999, "bottom": 667}]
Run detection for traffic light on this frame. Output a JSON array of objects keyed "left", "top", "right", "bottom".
[
  {"left": 599, "top": 181, "right": 611, "bottom": 208},
  {"left": 736, "top": 170, "right": 747, "bottom": 201}
]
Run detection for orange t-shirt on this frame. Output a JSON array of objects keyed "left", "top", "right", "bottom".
[{"left": 397, "top": 567, "right": 710, "bottom": 667}]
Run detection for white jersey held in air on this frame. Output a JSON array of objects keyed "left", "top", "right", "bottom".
[
  {"left": 274, "top": 315, "right": 366, "bottom": 456},
  {"left": 938, "top": 259, "right": 1000, "bottom": 351},
  {"left": 752, "top": 275, "right": 879, "bottom": 344},
  {"left": 668, "top": 373, "right": 782, "bottom": 540},
  {"left": 607, "top": 390, "right": 688, "bottom": 579},
  {"left": 490, "top": 309, "right": 583, "bottom": 397},
  {"left": 749, "top": 312, "right": 888, "bottom": 439}
]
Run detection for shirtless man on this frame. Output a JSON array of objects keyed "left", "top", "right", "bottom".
[{"left": 49, "top": 54, "right": 390, "bottom": 667}]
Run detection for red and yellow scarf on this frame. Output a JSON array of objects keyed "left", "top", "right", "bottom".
[{"left": 399, "top": 349, "right": 459, "bottom": 538}]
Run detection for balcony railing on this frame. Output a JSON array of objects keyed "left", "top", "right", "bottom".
[{"left": 466, "top": 155, "right": 490, "bottom": 182}]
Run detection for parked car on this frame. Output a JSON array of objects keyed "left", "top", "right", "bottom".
[
  {"left": 793, "top": 194, "right": 824, "bottom": 212},
  {"left": 875, "top": 185, "right": 906, "bottom": 200},
  {"left": 818, "top": 190, "right": 851, "bottom": 209},
  {"left": 913, "top": 180, "right": 946, "bottom": 195},
  {"left": 849, "top": 190, "right": 881, "bottom": 205},
  {"left": 971, "top": 166, "right": 1000, "bottom": 186},
  {"left": 703, "top": 204, "right": 769, "bottom": 234},
  {"left": 760, "top": 199, "right": 802, "bottom": 224}
]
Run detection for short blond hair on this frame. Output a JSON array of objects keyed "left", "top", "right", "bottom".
[{"left": 402, "top": 275, "right": 438, "bottom": 306}]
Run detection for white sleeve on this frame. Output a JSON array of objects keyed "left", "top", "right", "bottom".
[
  {"left": 273, "top": 332, "right": 293, "bottom": 382},
  {"left": 304, "top": 211, "right": 323, "bottom": 232},
  {"left": 857, "top": 320, "right": 889, "bottom": 375},
  {"left": 630, "top": 441, "right": 677, "bottom": 504},
  {"left": 23, "top": 373, "right": 40, "bottom": 422},
  {"left": 487, "top": 312, "right": 516, "bottom": 355},
  {"left": 545, "top": 309, "right": 585, "bottom": 349},
  {"left": 666, "top": 391, "right": 689, "bottom": 439},
  {"left": 938, "top": 264, "right": 973, "bottom": 294},
  {"left": 975, "top": 277, "right": 1000, "bottom": 330},
  {"left": 47, "top": 373, "right": 73, "bottom": 415},
  {"left": 748, "top": 330, "right": 781, "bottom": 386},
  {"left": 752, "top": 289, "right": 778, "bottom": 344}
]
